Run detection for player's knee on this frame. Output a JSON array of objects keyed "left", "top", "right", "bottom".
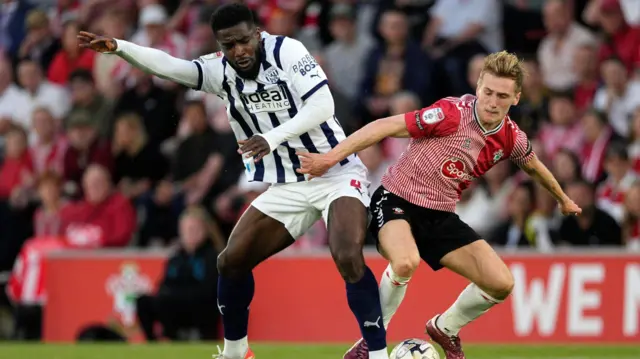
[
  {"left": 390, "top": 252, "right": 420, "bottom": 278},
  {"left": 331, "top": 245, "right": 365, "bottom": 283},
  {"left": 217, "top": 250, "right": 250, "bottom": 279},
  {"left": 485, "top": 269, "right": 514, "bottom": 300}
]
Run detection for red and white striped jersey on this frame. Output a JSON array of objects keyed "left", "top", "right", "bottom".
[
  {"left": 7, "top": 237, "right": 66, "bottom": 305},
  {"left": 381, "top": 94, "right": 535, "bottom": 213}
]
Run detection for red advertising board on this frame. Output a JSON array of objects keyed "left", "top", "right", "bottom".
[{"left": 43, "top": 251, "right": 640, "bottom": 343}]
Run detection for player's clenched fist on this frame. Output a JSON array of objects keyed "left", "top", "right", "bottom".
[
  {"left": 77, "top": 31, "right": 117, "bottom": 53},
  {"left": 295, "top": 151, "right": 335, "bottom": 179}
]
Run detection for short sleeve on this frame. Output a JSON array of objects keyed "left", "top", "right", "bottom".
[
  {"left": 509, "top": 121, "right": 535, "bottom": 166},
  {"left": 193, "top": 51, "right": 225, "bottom": 95},
  {"left": 404, "top": 98, "right": 461, "bottom": 138},
  {"left": 277, "top": 37, "right": 328, "bottom": 101}
]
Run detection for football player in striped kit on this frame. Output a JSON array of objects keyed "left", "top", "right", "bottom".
[
  {"left": 298, "top": 51, "right": 582, "bottom": 359},
  {"left": 78, "top": 3, "right": 389, "bottom": 359}
]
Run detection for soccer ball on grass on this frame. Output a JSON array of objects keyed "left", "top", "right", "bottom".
[{"left": 389, "top": 339, "right": 440, "bottom": 359}]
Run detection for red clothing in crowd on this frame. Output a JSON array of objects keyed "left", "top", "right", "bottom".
[
  {"left": 61, "top": 192, "right": 136, "bottom": 248},
  {"left": 0, "top": 152, "right": 33, "bottom": 198},
  {"left": 63, "top": 139, "right": 113, "bottom": 187},
  {"left": 47, "top": 49, "right": 96, "bottom": 85}
]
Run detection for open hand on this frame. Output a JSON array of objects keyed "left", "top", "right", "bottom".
[
  {"left": 77, "top": 31, "right": 117, "bottom": 53},
  {"left": 295, "top": 151, "right": 335, "bottom": 179},
  {"left": 559, "top": 199, "right": 582, "bottom": 216},
  {"left": 238, "top": 135, "right": 270, "bottom": 162}
]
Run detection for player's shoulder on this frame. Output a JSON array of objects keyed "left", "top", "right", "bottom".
[
  {"left": 194, "top": 50, "right": 225, "bottom": 66},
  {"left": 430, "top": 95, "right": 474, "bottom": 119},
  {"left": 263, "top": 33, "right": 310, "bottom": 65},
  {"left": 504, "top": 114, "right": 524, "bottom": 136}
]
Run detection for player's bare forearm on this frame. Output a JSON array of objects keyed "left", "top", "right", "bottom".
[
  {"left": 519, "top": 155, "right": 569, "bottom": 204},
  {"left": 326, "top": 114, "right": 408, "bottom": 165}
]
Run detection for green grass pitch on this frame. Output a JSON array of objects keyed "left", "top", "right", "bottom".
[{"left": 1, "top": 343, "right": 639, "bottom": 359}]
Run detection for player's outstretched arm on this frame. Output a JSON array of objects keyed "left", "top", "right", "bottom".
[
  {"left": 296, "top": 114, "right": 409, "bottom": 178},
  {"left": 77, "top": 31, "right": 199, "bottom": 88},
  {"left": 518, "top": 155, "right": 582, "bottom": 216}
]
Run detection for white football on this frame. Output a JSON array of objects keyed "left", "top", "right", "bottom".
[{"left": 389, "top": 339, "right": 440, "bottom": 359}]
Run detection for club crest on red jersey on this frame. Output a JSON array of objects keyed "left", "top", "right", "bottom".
[
  {"left": 441, "top": 158, "right": 474, "bottom": 181},
  {"left": 493, "top": 149, "right": 504, "bottom": 163},
  {"left": 422, "top": 107, "right": 445, "bottom": 125}
]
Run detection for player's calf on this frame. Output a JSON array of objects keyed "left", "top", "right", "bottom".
[{"left": 328, "top": 197, "right": 388, "bottom": 359}]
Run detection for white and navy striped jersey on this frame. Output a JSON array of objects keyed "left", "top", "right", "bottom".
[{"left": 192, "top": 32, "right": 359, "bottom": 183}]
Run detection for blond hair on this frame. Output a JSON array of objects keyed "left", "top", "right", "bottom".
[{"left": 480, "top": 51, "right": 526, "bottom": 93}]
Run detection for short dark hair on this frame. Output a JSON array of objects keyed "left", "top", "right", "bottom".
[
  {"left": 210, "top": 3, "right": 255, "bottom": 33},
  {"left": 68, "top": 68, "right": 94, "bottom": 84},
  {"left": 606, "top": 141, "right": 629, "bottom": 161}
]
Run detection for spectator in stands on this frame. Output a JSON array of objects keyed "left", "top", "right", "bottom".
[
  {"left": 29, "top": 107, "right": 67, "bottom": 176},
  {"left": 593, "top": 0, "right": 640, "bottom": 73},
  {"left": 48, "top": 0, "right": 80, "bottom": 37},
  {"left": 112, "top": 113, "right": 169, "bottom": 203},
  {"left": 593, "top": 57, "right": 640, "bottom": 137},
  {"left": 47, "top": 20, "right": 95, "bottom": 86},
  {"left": 538, "top": 0, "right": 596, "bottom": 92},
  {"left": 33, "top": 171, "right": 67, "bottom": 237},
  {"left": 629, "top": 107, "right": 640, "bottom": 172},
  {"left": 457, "top": 160, "right": 515, "bottom": 238},
  {"left": 67, "top": 69, "right": 113, "bottom": 139},
  {"left": 513, "top": 56, "right": 548, "bottom": 137},
  {"left": 7, "top": 233, "right": 66, "bottom": 340},
  {"left": 119, "top": 4, "right": 186, "bottom": 90},
  {"left": 573, "top": 43, "right": 600, "bottom": 114},
  {"left": 623, "top": 182, "right": 640, "bottom": 250},
  {"left": 536, "top": 90, "right": 584, "bottom": 160},
  {"left": 0, "top": 126, "right": 34, "bottom": 201},
  {"left": 489, "top": 181, "right": 536, "bottom": 249},
  {"left": 0, "top": 0, "right": 34, "bottom": 60},
  {"left": 136, "top": 205, "right": 220, "bottom": 341},
  {"left": 62, "top": 110, "right": 113, "bottom": 198},
  {"left": 527, "top": 182, "right": 562, "bottom": 253},
  {"left": 0, "top": 57, "right": 30, "bottom": 135},
  {"left": 552, "top": 148, "right": 583, "bottom": 187},
  {"left": 423, "top": 0, "right": 501, "bottom": 95},
  {"left": 17, "top": 9, "right": 60, "bottom": 72},
  {"left": 466, "top": 54, "right": 485, "bottom": 93},
  {"left": 61, "top": 164, "right": 136, "bottom": 248},
  {"left": 0, "top": 126, "right": 35, "bottom": 272},
  {"left": 17, "top": 59, "right": 70, "bottom": 123},
  {"left": 323, "top": 3, "right": 373, "bottom": 103},
  {"left": 113, "top": 67, "right": 179, "bottom": 150},
  {"left": 580, "top": 110, "right": 621, "bottom": 183},
  {"left": 93, "top": 9, "right": 129, "bottom": 99},
  {"left": 560, "top": 179, "right": 622, "bottom": 246},
  {"left": 358, "top": 9, "right": 433, "bottom": 123},
  {"left": 172, "top": 100, "right": 229, "bottom": 206},
  {"left": 596, "top": 142, "right": 638, "bottom": 222}
]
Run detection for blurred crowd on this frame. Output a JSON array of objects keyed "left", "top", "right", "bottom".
[{"left": 1, "top": 0, "right": 640, "bottom": 340}]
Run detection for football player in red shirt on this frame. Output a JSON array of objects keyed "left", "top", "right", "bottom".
[{"left": 298, "top": 51, "right": 581, "bottom": 359}]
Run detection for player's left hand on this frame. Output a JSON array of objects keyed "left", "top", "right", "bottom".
[
  {"left": 238, "top": 135, "right": 270, "bottom": 162},
  {"left": 295, "top": 151, "right": 335, "bottom": 179},
  {"left": 559, "top": 199, "right": 582, "bottom": 216}
]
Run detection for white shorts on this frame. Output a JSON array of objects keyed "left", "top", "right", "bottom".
[{"left": 251, "top": 165, "right": 371, "bottom": 239}]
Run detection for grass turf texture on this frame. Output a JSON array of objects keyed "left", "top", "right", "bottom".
[{"left": 1, "top": 343, "right": 639, "bottom": 359}]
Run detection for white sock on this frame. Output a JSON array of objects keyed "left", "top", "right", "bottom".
[
  {"left": 437, "top": 283, "right": 502, "bottom": 336},
  {"left": 369, "top": 348, "right": 389, "bottom": 359},
  {"left": 223, "top": 336, "right": 248, "bottom": 358},
  {"left": 379, "top": 264, "right": 411, "bottom": 329}
]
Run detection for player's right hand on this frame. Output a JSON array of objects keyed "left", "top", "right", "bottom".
[
  {"left": 77, "top": 31, "right": 117, "bottom": 53},
  {"left": 295, "top": 151, "right": 335, "bottom": 180}
]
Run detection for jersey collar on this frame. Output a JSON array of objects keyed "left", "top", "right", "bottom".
[{"left": 473, "top": 100, "right": 504, "bottom": 136}]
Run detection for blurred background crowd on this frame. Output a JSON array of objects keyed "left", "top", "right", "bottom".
[{"left": 0, "top": 0, "right": 640, "bottom": 342}]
